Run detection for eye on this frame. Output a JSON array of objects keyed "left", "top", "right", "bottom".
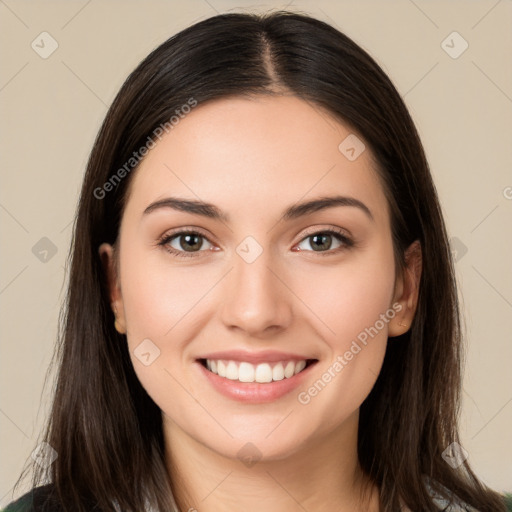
[
  {"left": 158, "top": 230, "right": 215, "bottom": 258},
  {"left": 295, "top": 228, "right": 354, "bottom": 255},
  {"left": 157, "top": 227, "right": 354, "bottom": 259}
]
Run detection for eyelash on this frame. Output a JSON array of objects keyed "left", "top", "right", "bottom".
[{"left": 157, "top": 227, "right": 354, "bottom": 259}]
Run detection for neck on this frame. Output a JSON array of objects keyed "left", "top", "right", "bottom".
[{"left": 163, "top": 410, "right": 380, "bottom": 512}]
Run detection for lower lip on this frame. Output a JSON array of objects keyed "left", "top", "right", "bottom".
[{"left": 196, "top": 361, "right": 317, "bottom": 403}]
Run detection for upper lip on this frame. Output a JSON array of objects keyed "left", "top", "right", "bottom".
[{"left": 197, "top": 350, "right": 317, "bottom": 365}]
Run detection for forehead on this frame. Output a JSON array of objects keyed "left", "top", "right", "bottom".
[{"left": 123, "top": 95, "right": 389, "bottom": 224}]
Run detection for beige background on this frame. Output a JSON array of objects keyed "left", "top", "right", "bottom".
[{"left": 1, "top": 0, "right": 511, "bottom": 505}]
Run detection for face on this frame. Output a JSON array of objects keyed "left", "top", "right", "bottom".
[{"left": 100, "top": 95, "right": 417, "bottom": 462}]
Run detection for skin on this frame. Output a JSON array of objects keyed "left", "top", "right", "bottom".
[{"left": 100, "top": 95, "right": 421, "bottom": 512}]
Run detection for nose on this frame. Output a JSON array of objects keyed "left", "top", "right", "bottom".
[{"left": 220, "top": 248, "right": 293, "bottom": 338}]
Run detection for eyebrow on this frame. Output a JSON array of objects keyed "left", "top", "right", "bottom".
[{"left": 142, "top": 195, "right": 373, "bottom": 223}]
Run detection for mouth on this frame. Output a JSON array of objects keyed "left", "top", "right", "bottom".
[
  {"left": 194, "top": 350, "right": 319, "bottom": 402},
  {"left": 198, "top": 358, "right": 318, "bottom": 383}
]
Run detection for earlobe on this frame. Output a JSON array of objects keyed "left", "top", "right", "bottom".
[
  {"left": 389, "top": 240, "right": 422, "bottom": 337},
  {"left": 98, "top": 243, "right": 127, "bottom": 334}
]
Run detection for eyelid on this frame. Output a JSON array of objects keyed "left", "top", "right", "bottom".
[
  {"left": 158, "top": 226, "right": 215, "bottom": 243},
  {"left": 297, "top": 225, "right": 353, "bottom": 241}
]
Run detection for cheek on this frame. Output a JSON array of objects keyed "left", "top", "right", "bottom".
[
  {"left": 294, "top": 243, "right": 397, "bottom": 348},
  {"left": 293, "top": 246, "right": 397, "bottom": 432},
  {"left": 118, "top": 247, "right": 217, "bottom": 398},
  {"left": 121, "top": 248, "right": 215, "bottom": 341}
]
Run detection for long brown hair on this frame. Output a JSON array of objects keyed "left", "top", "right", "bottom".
[{"left": 15, "top": 10, "right": 506, "bottom": 512}]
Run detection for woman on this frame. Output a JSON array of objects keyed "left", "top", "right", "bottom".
[{"left": 5, "top": 10, "right": 511, "bottom": 512}]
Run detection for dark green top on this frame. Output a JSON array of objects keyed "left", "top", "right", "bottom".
[{"left": 3, "top": 485, "right": 512, "bottom": 511}]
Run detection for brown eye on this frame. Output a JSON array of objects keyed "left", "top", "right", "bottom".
[
  {"left": 172, "top": 233, "right": 205, "bottom": 252},
  {"left": 309, "top": 233, "right": 335, "bottom": 251},
  {"left": 158, "top": 230, "right": 214, "bottom": 258},
  {"left": 296, "top": 229, "right": 353, "bottom": 254}
]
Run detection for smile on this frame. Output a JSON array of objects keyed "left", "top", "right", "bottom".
[{"left": 200, "top": 358, "right": 315, "bottom": 383}]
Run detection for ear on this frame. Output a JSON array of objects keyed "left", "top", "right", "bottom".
[
  {"left": 98, "top": 243, "right": 126, "bottom": 334},
  {"left": 388, "top": 240, "right": 422, "bottom": 337}
]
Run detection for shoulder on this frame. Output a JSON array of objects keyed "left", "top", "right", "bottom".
[
  {"left": 2, "top": 485, "right": 63, "bottom": 512},
  {"left": 504, "top": 492, "right": 512, "bottom": 511},
  {"left": 402, "top": 478, "right": 512, "bottom": 512},
  {"left": 435, "top": 490, "right": 512, "bottom": 511},
  {"left": 424, "top": 476, "right": 512, "bottom": 511}
]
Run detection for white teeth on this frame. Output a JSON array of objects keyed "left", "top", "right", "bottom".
[
  {"left": 217, "top": 360, "right": 226, "bottom": 377},
  {"left": 284, "top": 361, "right": 295, "bottom": 378},
  {"left": 295, "top": 360, "right": 306, "bottom": 374},
  {"left": 225, "top": 361, "right": 238, "bottom": 380},
  {"left": 255, "top": 363, "right": 272, "bottom": 383},
  {"left": 203, "top": 358, "right": 310, "bottom": 383},
  {"left": 272, "top": 363, "right": 285, "bottom": 381},
  {"left": 238, "top": 362, "right": 255, "bottom": 382}
]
